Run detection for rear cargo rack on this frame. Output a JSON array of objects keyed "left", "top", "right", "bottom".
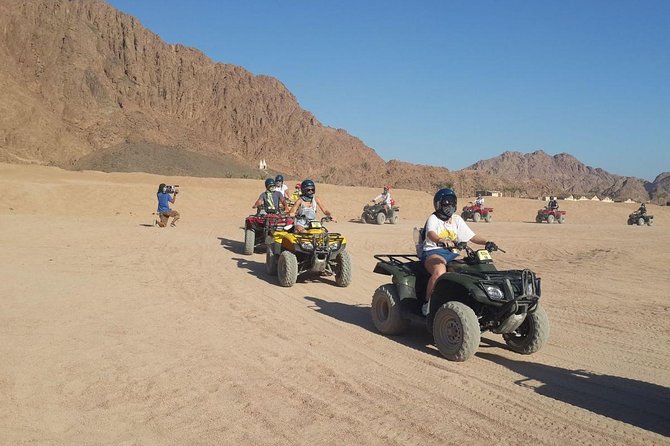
[{"left": 373, "top": 254, "right": 420, "bottom": 266}]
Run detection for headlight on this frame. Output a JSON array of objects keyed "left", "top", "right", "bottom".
[
  {"left": 484, "top": 285, "right": 505, "bottom": 301},
  {"left": 299, "top": 242, "right": 313, "bottom": 250},
  {"left": 328, "top": 241, "right": 341, "bottom": 250}
]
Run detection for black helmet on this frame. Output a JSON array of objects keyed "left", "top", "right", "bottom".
[
  {"left": 301, "top": 179, "right": 315, "bottom": 196},
  {"left": 434, "top": 188, "right": 458, "bottom": 220},
  {"left": 275, "top": 174, "right": 284, "bottom": 183},
  {"left": 264, "top": 178, "right": 276, "bottom": 190}
]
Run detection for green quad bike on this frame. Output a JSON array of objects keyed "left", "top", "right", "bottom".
[
  {"left": 371, "top": 242, "right": 549, "bottom": 361},
  {"left": 266, "top": 217, "right": 352, "bottom": 288}
]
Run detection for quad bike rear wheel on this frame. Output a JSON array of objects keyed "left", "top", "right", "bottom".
[
  {"left": 473, "top": 212, "right": 481, "bottom": 222},
  {"left": 376, "top": 212, "right": 386, "bottom": 225},
  {"left": 647, "top": 219, "right": 653, "bottom": 226},
  {"left": 243, "top": 229, "right": 255, "bottom": 255},
  {"left": 266, "top": 250, "right": 278, "bottom": 276},
  {"left": 558, "top": 215, "right": 565, "bottom": 224},
  {"left": 335, "top": 250, "right": 353, "bottom": 287},
  {"left": 371, "top": 285, "right": 410, "bottom": 335},
  {"left": 433, "top": 301, "right": 480, "bottom": 362},
  {"left": 278, "top": 251, "right": 298, "bottom": 287},
  {"left": 484, "top": 213, "right": 492, "bottom": 223},
  {"left": 503, "top": 304, "right": 550, "bottom": 355},
  {"left": 547, "top": 214, "right": 555, "bottom": 224},
  {"left": 536, "top": 215, "right": 542, "bottom": 223},
  {"left": 637, "top": 217, "right": 644, "bottom": 226}
]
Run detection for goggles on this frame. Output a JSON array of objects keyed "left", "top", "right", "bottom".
[{"left": 303, "top": 188, "right": 315, "bottom": 193}]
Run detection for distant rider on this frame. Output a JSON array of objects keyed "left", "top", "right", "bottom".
[
  {"left": 475, "top": 194, "right": 484, "bottom": 207},
  {"left": 420, "top": 188, "right": 496, "bottom": 316},
  {"left": 275, "top": 175, "right": 290, "bottom": 200},
  {"left": 253, "top": 178, "right": 287, "bottom": 215},
  {"left": 289, "top": 183, "right": 302, "bottom": 204},
  {"left": 638, "top": 202, "right": 647, "bottom": 215},
  {"left": 548, "top": 196, "right": 559, "bottom": 210},
  {"left": 289, "top": 179, "right": 335, "bottom": 232},
  {"left": 371, "top": 186, "right": 393, "bottom": 212},
  {"left": 156, "top": 183, "right": 180, "bottom": 227}
]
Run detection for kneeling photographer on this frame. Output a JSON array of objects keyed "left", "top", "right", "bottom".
[{"left": 156, "top": 183, "right": 180, "bottom": 227}]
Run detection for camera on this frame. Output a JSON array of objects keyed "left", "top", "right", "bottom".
[{"left": 163, "top": 185, "right": 179, "bottom": 194}]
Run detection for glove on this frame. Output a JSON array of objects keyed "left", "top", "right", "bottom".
[{"left": 485, "top": 241, "right": 498, "bottom": 252}]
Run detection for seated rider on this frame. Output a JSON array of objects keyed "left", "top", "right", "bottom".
[
  {"left": 289, "top": 183, "right": 302, "bottom": 204},
  {"left": 275, "top": 174, "right": 290, "bottom": 200},
  {"left": 420, "top": 188, "right": 495, "bottom": 316},
  {"left": 371, "top": 185, "right": 393, "bottom": 212},
  {"left": 289, "top": 179, "right": 335, "bottom": 232},
  {"left": 638, "top": 202, "right": 647, "bottom": 215},
  {"left": 474, "top": 194, "right": 484, "bottom": 207},
  {"left": 548, "top": 196, "right": 559, "bottom": 210},
  {"left": 252, "top": 178, "right": 287, "bottom": 215}
]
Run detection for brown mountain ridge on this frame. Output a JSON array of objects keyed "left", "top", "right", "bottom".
[{"left": 0, "top": 0, "right": 663, "bottom": 202}]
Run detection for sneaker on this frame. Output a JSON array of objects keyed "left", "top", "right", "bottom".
[
  {"left": 153, "top": 219, "right": 158, "bottom": 227},
  {"left": 422, "top": 301, "right": 430, "bottom": 316}
]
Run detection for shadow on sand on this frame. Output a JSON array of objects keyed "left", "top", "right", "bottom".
[
  {"left": 139, "top": 223, "right": 156, "bottom": 227},
  {"left": 231, "top": 256, "right": 276, "bottom": 284},
  {"left": 477, "top": 346, "right": 670, "bottom": 436},
  {"left": 218, "top": 237, "right": 245, "bottom": 254},
  {"left": 303, "top": 295, "right": 440, "bottom": 357}
]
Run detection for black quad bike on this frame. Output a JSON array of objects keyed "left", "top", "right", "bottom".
[
  {"left": 370, "top": 243, "right": 549, "bottom": 361},
  {"left": 627, "top": 211, "right": 653, "bottom": 226},
  {"left": 361, "top": 203, "right": 399, "bottom": 225}
]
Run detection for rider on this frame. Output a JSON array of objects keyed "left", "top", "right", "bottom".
[
  {"left": 474, "top": 193, "right": 484, "bottom": 207},
  {"left": 371, "top": 186, "right": 393, "bottom": 212},
  {"left": 638, "top": 202, "right": 647, "bottom": 215},
  {"left": 275, "top": 174, "right": 289, "bottom": 200},
  {"left": 289, "top": 179, "right": 335, "bottom": 232},
  {"left": 421, "top": 188, "right": 495, "bottom": 316},
  {"left": 289, "top": 183, "right": 302, "bottom": 204},
  {"left": 252, "top": 178, "right": 287, "bottom": 214},
  {"left": 548, "top": 196, "right": 559, "bottom": 210}
]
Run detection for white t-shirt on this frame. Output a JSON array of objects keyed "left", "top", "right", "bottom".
[
  {"left": 374, "top": 192, "right": 392, "bottom": 206},
  {"left": 278, "top": 184, "right": 289, "bottom": 198},
  {"left": 423, "top": 213, "right": 475, "bottom": 252}
]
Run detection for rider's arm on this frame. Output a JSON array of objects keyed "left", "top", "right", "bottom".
[
  {"left": 289, "top": 200, "right": 300, "bottom": 215},
  {"left": 426, "top": 230, "right": 453, "bottom": 248},
  {"left": 252, "top": 197, "right": 262, "bottom": 209},
  {"left": 469, "top": 234, "right": 487, "bottom": 245},
  {"left": 316, "top": 198, "right": 334, "bottom": 220}
]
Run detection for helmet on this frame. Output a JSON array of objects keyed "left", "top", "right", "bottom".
[
  {"left": 275, "top": 174, "right": 284, "bottom": 183},
  {"left": 433, "top": 188, "right": 458, "bottom": 220},
  {"left": 301, "top": 179, "right": 315, "bottom": 196},
  {"left": 295, "top": 183, "right": 301, "bottom": 189},
  {"left": 383, "top": 185, "right": 390, "bottom": 191},
  {"left": 264, "top": 178, "right": 276, "bottom": 190}
]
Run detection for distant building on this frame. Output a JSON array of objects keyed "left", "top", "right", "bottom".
[
  {"left": 601, "top": 197, "right": 614, "bottom": 203},
  {"left": 623, "top": 198, "right": 635, "bottom": 203},
  {"left": 476, "top": 190, "right": 502, "bottom": 197},
  {"left": 577, "top": 196, "right": 589, "bottom": 201},
  {"left": 590, "top": 195, "right": 600, "bottom": 201},
  {"left": 564, "top": 195, "right": 575, "bottom": 201}
]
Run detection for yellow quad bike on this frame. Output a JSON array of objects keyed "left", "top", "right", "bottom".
[{"left": 266, "top": 217, "right": 352, "bottom": 287}]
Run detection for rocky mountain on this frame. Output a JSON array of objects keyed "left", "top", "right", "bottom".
[
  {"left": 467, "top": 151, "right": 654, "bottom": 202},
  {"left": 0, "top": 0, "right": 662, "bottom": 202}
]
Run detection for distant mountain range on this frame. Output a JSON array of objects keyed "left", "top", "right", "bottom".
[{"left": 0, "top": 0, "right": 665, "bottom": 203}]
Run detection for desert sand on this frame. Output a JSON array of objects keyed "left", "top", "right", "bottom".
[{"left": 1, "top": 163, "right": 669, "bottom": 445}]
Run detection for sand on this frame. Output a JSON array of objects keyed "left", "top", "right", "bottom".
[{"left": 1, "top": 163, "right": 669, "bottom": 445}]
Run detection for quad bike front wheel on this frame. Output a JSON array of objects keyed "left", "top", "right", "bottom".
[
  {"left": 637, "top": 217, "right": 644, "bottom": 226},
  {"left": 647, "top": 219, "right": 653, "bottom": 226},
  {"left": 371, "top": 285, "right": 410, "bottom": 335},
  {"left": 558, "top": 215, "right": 565, "bottom": 224},
  {"left": 278, "top": 251, "right": 298, "bottom": 287},
  {"left": 433, "top": 301, "right": 480, "bottom": 362},
  {"left": 390, "top": 215, "right": 399, "bottom": 224},
  {"left": 473, "top": 212, "right": 481, "bottom": 222},
  {"left": 243, "top": 229, "right": 255, "bottom": 255},
  {"left": 376, "top": 212, "right": 386, "bottom": 225},
  {"left": 361, "top": 212, "right": 368, "bottom": 224},
  {"left": 266, "top": 250, "right": 278, "bottom": 276},
  {"left": 335, "top": 250, "right": 353, "bottom": 287},
  {"left": 503, "top": 304, "right": 550, "bottom": 355},
  {"left": 547, "top": 214, "right": 555, "bottom": 224}
]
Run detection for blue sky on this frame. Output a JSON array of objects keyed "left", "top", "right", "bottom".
[{"left": 107, "top": 0, "right": 669, "bottom": 181}]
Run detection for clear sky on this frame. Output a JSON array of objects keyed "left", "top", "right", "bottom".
[{"left": 107, "top": 0, "right": 669, "bottom": 181}]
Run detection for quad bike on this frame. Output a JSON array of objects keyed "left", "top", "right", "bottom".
[
  {"left": 266, "top": 217, "right": 352, "bottom": 287},
  {"left": 461, "top": 204, "right": 493, "bottom": 223},
  {"left": 536, "top": 208, "right": 566, "bottom": 224},
  {"left": 361, "top": 203, "right": 400, "bottom": 225},
  {"left": 242, "top": 211, "right": 294, "bottom": 255},
  {"left": 370, "top": 242, "right": 549, "bottom": 362},
  {"left": 627, "top": 211, "right": 654, "bottom": 226}
]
